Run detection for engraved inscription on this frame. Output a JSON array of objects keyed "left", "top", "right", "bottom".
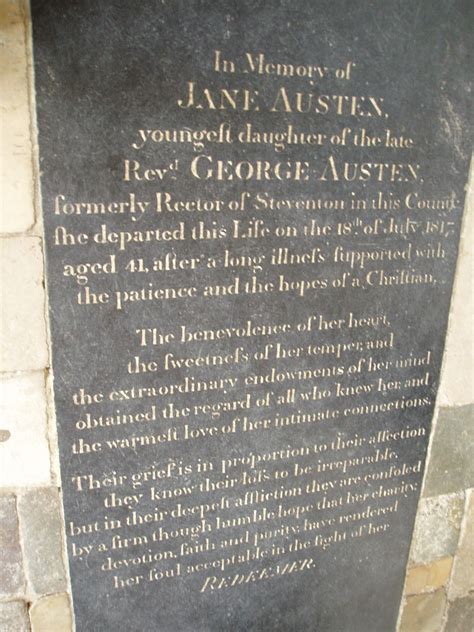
[{"left": 31, "top": 1, "right": 471, "bottom": 630}]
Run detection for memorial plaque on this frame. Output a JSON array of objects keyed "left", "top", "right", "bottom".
[{"left": 31, "top": 1, "right": 472, "bottom": 630}]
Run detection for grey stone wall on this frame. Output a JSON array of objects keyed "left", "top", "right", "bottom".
[{"left": 0, "top": 1, "right": 472, "bottom": 629}]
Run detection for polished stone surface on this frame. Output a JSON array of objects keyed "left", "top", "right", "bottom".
[{"left": 31, "top": 1, "right": 472, "bottom": 630}]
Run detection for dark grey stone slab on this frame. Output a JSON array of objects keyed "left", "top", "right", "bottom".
[
  {"left": 445, "top": 594, "right": 474, "bottom": 632},
  {"left": 0, "top": 494, "right": 25, "bottom": 598},
  {"left": 423, "top": 405, "right": 474, "bottom": 498},
  {"left": 31, "top": 1, "right": 472, "bottom": 631},
  {"left": 17, "top": 488, "right": 67, "bottom": 595}
]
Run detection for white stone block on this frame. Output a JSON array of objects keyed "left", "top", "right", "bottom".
[
  {"left": 0, "top": 372, "right": 51, "bottom": 487},
  {"left": 0, "top": 0, "right": 35, "bottom": 234},
  {"left": 0, "top": 236, "right": 48, "bottom": 371},
  {"left": 30, "top": 593, "right": 73, "bottom": 632}
]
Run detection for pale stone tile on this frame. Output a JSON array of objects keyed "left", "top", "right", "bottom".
[
  {"left": 45, "top": 370, "right": 61, "bottom": 485},
  {"left": 29, "top": 594, "right": 73, "bottom": 632},
  {"left": 0, "top": 0, "right": 35, "bottom": 233},
  {"left": 423, "top": 405, "right": 474, "bottom": 497},
  {"left": 444, "top": 594, "right": 474, "bottom": 632},
  {"left": 398, "top": 590, "right": 446, "bottom": 632},
  {"left": 17, "top": 487, "right": 67, "bottom": 596},
  {"left": 0, "top": 600, "right": 30, "bottom": 632},
  {"left": 410, "top": 494, "right": 465, "bottom": 565},
  {"left": 0, "top": 372, "right": 51, "bottom": 487},
  {"left": 0, "top": 494, "right": 25, "bottom": 598},
  {"left": 0, "top": 236, "right": 48, "bottom": 372},
  {"left": 448, "top": 491, "right": 474, "bottom": 600},
  {"left": 405, "top": 557, "right": 453, "bottom": 596}
]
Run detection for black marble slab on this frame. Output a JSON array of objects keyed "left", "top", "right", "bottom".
[{"left": 31, "top": 1, "right": 472, "bottom": 630}]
